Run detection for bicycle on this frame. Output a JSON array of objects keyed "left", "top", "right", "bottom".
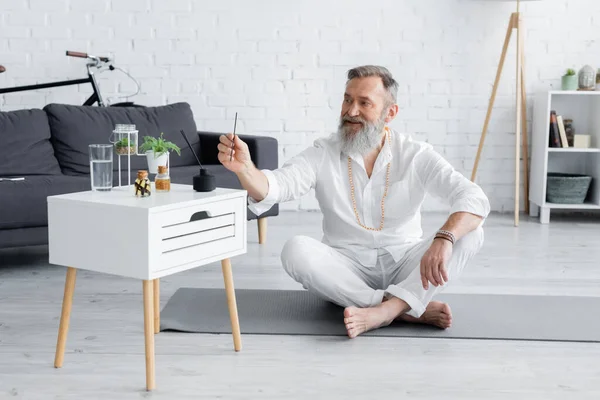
[{"left": 0, "top": 51, "right": 141, "bottom": 107}]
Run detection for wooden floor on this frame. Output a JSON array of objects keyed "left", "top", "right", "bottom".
[{"left": 1, "top": 211, "right": 600, "bottom": 399}]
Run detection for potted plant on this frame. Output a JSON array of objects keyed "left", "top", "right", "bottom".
[
  {"left": 115, "top": 137, "right": 136, "bottom": 155},
  {"left": 139, "top": 133, "right": 181, "bottom": 173},
  {"left": 561, "top": 68, "right": 578, "bottom": 90}
]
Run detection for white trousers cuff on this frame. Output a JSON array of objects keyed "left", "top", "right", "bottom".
[
  {"left": 384, "top": 286, "right": 427, "bottom": 318},
  {"left": 370, "top": 289, "right": 386, "bottom": 308}
]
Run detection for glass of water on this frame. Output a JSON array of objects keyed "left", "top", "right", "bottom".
[{"left": 89, "top": 144, "right": 113, "bottom": 191}]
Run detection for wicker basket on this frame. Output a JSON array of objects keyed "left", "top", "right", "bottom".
[{"left": 546, "top": 173, "right": 592, "bottom": 204}]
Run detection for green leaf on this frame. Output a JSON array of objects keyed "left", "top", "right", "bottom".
[
  {"left": 115, "top": 137, "right": 131, "bottom": 147},
  {"left": 138, "top": 132, "right": 181, "bottom": 156}
]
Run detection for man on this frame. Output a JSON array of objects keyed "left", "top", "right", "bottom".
[{"left": 217, "top": 65, "right": 490, "bottom": 338}]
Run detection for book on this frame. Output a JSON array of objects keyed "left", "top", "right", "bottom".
[
  {"left": 549, "top": 110, "right": 561, "bottom": 147},
  {"left": 557, "top": 115, "right": 569, "bottom": 148}
]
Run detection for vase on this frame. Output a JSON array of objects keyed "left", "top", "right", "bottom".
[
  {"left": 561, "top": 75, "right": 578, "bottom": 90},
  {"left": 145, "top": 151, "right": 169, "bottom": 174}
]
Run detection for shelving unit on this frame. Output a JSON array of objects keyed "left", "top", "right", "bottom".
[
  {"left": 547, "top": 148, "right": 600, "bottom": 153},
  {"left": 530, "top": 90, "right": 600, "bottom": 223}
]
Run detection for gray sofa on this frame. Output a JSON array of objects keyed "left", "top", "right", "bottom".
[{"left": 0, "top": 102, "right": 279, "bottom": 250}]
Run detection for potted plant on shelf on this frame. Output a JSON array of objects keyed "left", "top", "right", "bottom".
[
  {"left": 561, "top": 68, "right": 578, "bottom": 90},
  {"left": 115, "top": 137, "right": 137, "bottom": 155},
  {"left": 139, "top": 133, "right": 181, "bottom": 173}
]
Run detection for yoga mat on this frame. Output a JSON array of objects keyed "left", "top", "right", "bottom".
[{"left": 160, "top": 288, "right": 600, "bottom": 342}]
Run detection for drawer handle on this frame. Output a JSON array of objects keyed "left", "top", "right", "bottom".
[{"left": 190, "top": 211, "right": 210, "bottom": 222}]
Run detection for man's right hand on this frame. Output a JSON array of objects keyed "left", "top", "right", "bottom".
[
  {"left": 217, "top": 132, "right": 270, "bottom": 203},
  {"left": 218, "top": 133, "right": 252, "bottom": 174}
]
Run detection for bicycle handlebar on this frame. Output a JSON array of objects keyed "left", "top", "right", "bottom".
[
  {"left": 66, "top": 51, "right": 87, "bottom": 58},
  {"left": 0, "top": 65, "right": 5, "bottom": 73},
  {"left": 66, "top": 51, "right": 110, "bottom": 63}
]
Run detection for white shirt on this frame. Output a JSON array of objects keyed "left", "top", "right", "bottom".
[{"left": 248, "top": 127, "right": 490, "bottom": 267}]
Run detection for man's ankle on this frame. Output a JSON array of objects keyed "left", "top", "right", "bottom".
[{"left": 382, "top": 296, "right": 410, "bottom": 318}]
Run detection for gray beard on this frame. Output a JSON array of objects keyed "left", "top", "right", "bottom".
[{"left": 337, "top": 113, "right": 387, "bottom": 156}]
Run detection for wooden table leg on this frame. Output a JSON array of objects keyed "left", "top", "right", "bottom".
[
  {"left": 143, "top": 280, "right": 156, "bottom": 391},
  {"left": 257, "top": 217, "right": 267, "bottom": 244},
  {"left": 54, "top": 267, "right": 77, "bottom": 368},
  {"left": 153, "top": 279, "right": 160, "bottom": 334},
  {"left": 221, "top": 258, "right": 242, "bottom": 352}
]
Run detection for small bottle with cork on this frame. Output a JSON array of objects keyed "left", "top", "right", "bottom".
[
  {"left": 155, "top": 165, "right": 171, "bottom": 192},
  {"left": 134, "top": 170, "right": 151, "bottom": 197}
]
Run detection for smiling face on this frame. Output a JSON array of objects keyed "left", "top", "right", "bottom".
[{"left": 338, "top": 76, "right": 398, "bottom": 156}]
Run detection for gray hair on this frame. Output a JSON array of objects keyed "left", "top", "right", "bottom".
[{"left": 346, "top": 65, "right": 398, "bottom": 105}]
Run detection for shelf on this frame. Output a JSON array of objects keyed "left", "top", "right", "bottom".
[
  {"left": 531, "top": 89, "right": 600, "bottom": 223},
  {"left": 549, "top": 90, "right": 600, "bottom": 96},
  {"left": 543, "top": 202, "right": 600, "bottom": 210},
  {"left": 548, "top": 148, "right": 600, "bottom": 153}
]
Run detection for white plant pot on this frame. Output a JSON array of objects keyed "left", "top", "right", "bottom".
[{"left": 145, "top": 151, "right": 169, "bottom": 174}]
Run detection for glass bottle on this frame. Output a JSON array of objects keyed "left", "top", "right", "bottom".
[
  {"left": 155, "top": 165, "right": 171, "bottom": 192},
  {"left": 134, "top": 170, "right": 151, "bottom": 197},
  {"left": 563, "top": 119, "right": 575, "bottom": 147},
  {"left": 111, "top": 124, "right": 138, "bottom": 155}
]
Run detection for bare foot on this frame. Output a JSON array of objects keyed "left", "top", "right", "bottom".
[
  {"left": 399, "top": 301, "right": 452, "bottom": 329},
  {"left": 344, "top": 297, "right": 409, "bottom": 339}
]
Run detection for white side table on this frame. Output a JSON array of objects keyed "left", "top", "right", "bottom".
[{"left": 47, "top": 184, "right": 247, "bottom": 391}]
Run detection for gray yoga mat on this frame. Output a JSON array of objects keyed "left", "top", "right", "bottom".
[{"left": 160, "top": 288, "right": 600, "bottom": 342}]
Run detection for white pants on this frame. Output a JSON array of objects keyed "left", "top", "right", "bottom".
[{"left": 280, "top": 227, "right": 484, "bottom": 318}]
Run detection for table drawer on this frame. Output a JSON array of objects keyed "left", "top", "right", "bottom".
[
  {"left": 161, "top": 213, "right": 235, "bottom": 241},
  {"left": 159, "top": 235, "right": 241, "bottom": 271},
  {"left": 152, "top": 196, "right": 246, "bottom": 272},
  {"left": 162, "top": 224, "right": 235, "bottom": 252},
  {"left": 157, "top": 198, "right": 239, "bottom": 227}
]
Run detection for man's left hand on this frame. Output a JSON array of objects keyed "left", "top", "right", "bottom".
[{"left": 420, "top": 238, "right": 453, "bottom": 290}]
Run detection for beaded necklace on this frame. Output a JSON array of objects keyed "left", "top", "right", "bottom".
[{"left": 347, "top": 127, "right": 391, "bottom": 231}]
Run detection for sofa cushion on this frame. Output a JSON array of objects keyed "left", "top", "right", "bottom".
[
  {"left": 0, "top": 226, "right": 49, "bottom": 249},
  {"left": 0, "top": 175, "right": 91, "bottom": 229},
  {"left": 44, "top": 103, "right": 200, "bottom": 176},
  {"left": 0, "top": 109, "right": 62, "bottom": 176}
]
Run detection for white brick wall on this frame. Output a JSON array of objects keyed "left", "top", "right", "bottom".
[{"left": 1, "top": 0, "right": 599, "bottom": 213}]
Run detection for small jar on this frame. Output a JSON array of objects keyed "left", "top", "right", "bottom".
[
  {"left": 155, "top": 165, "right": 171, "bottom": 192},
  {"left": 112, "top": 124, "right": 138, "bottom": 155},
  {"left": 563, "top": 119, "right": 575, "bottom": 147},
  {"left": 134, "top": 170, "right": 151, "bottom": 197}
]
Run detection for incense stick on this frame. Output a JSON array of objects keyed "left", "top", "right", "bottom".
[
  {"left": 180, "top": 129, "right": 202, "bottom": 167},
  {"left": 230, "top": 112, "right": 237, "bottom": 161}
]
